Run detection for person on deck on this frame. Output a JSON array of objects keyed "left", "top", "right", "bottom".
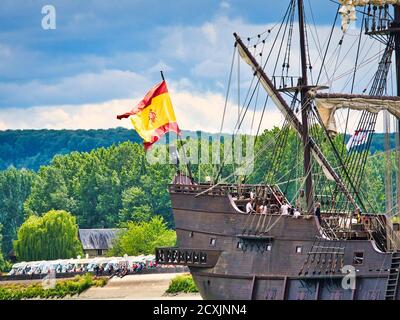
[
  {"left": 276, "top": 192, "right": 284, "bottom": 204},
  {"left": 315, "top": 202, "right": 321, "bottom": 223},
  {"left": 281, "top": 202, "right": 290, "bottom": 215},
  {"left": 293, "top": 207, "right": 301, "bottom": 218},
  {"left": 355, "top": 208, "right": 361, "bottom": 223},
  {"left": 262, "top": 204, "right": 268, "bottom": 215},
  {"left": 246, "top": 199, "right": 255, "bottom": 214},
  {"left": 296, "top": 189, "right": 307, "bottom": 214}
]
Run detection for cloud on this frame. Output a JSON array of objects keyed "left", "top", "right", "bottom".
[
  {"left": 0, "top": 69, "right": 152, "bottom": 108},
  {"left": 0, "top": 85, "right": 283, "bottom": 134},
  {"left": 0, "top": 6, "right": 391, "bottom": 134},
  {"left": 220, "top": 1, "right": 230, "bottom": 10}
]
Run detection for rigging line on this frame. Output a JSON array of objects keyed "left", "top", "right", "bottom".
[
  {"left": 330, "top": 31, "right": 366, "bottom": 91},
  {"left": 329, "top": 36, "right": 344, "bottom": 91},
  {"left": 306, "top": 0, "right": 324, "bottom": 62},
  {"left": 275, "top": 146, "right": 304, "bottom": 185},
  {"left": 255, "top": 95, "right": 268, "bottom": 139},
  {"left": 272, "top": 0, "right": 295, "bottom": 78},
  {"left": 251, "top": 121, "right": 291, "bottom": 183},
  {"left": 238, "top": 45, "right": 241, "bottom": 127},
  {"left": 339, "top": 51, "right": 368, "bottom": 92},
  {"left": 259, "top": 160, "right": 315, "bottom": 236},
  {"left": 209, "top": 93, "right": 313, "bottom": 194},
  {"left": 214, "top": 47, "right": 237, "bottom": 182},
  {"left": 234, "top": 49, "right": 316, "bottom": 137},
  {"left": 283, "top": 135, "right": 302, "bottom": 196},
  {"left": 323, "top": 46, "right": 342, "bottom": 81},
  {"left": 239, "top": 74, "right": 256, "bottom": 120},
  {"left": 268, "top": 93, "right": 300, "bottom": 181},
  {"left": 357, "top": 185, "right": 398, "bottom": 246},
  {"left": 281, "top": 1, "right": 296, "bottom": 81},
  {"left": 250, "top": 44, "right": 268, "bottom": 142},
  {"left": 350, "top": 40, "right": 394, "bottom": 199},
  {"left": 235, "top": 39, "right": 268, "bottom": 133},
  {"left": 338, "top": 36, "right": 372, "bottom": 92},
  {"left": 310, "top": 104, "right": 366, "bottom": 212},
  {"left": 268, "top": 121, "right": 292, "bottom": 182},
  {"left": 311, "top": 145, "right": 400, "bottom": 181},
  {"left": 262, "top": 162, "right": 316, "bottom": 235},
  {"left": 262, "top": 1, "right": 294, "bottom": 70},
  {"left": 324, "top": 48, "right": 386, "bottom": 85},
  {"left": 321, "top": 33, "right": 383, "bottom": 87},
  {"left": 343, "top": 7, "right": 366, "bottom": 154},
  {"left": 350, "top": 9, "right": 366, "bottom": 93},
  {"left": 304, "top": 14, "right": 314, "bottom": 84},
  {"left": 250, "top": 78, "right": 261, "bottom": 136},
  {"left": 215, "top": 86, "right": 295, "bottom": 184},
  {"left": 213, "top": 115, "right": 293, "bottom": 188},
  {"left": 219, "top": 46, "right": 236, "bottom": 133},
  {"left": 244, "top": 7, "right": 288, "bottom": 44},
  {"left": 316, "top": 4, "right": 340, "bottom": 84},
  {"left": 235, "top": 81, "right": 261, "bottom": 133}
]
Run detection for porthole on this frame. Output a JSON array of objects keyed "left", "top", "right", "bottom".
[{"left": 353, "top": 252, "right": 364, "bottom": 265}]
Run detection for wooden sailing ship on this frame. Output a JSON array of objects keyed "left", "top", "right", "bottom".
[{"left": 156, "top": 0, "right": 400, "bottom": 300}]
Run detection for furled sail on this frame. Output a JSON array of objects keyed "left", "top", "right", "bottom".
[
  {"left": 315, "top": 93, "right": 400, "bottom": 135},
  {"left": 339, "top": 0, "right": 400, "bottom": 31}
]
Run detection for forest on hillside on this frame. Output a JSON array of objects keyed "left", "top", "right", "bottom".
[
  {"left": 0, "top": 128, "right": 230, "bottom": 171},
  {"left": 0, "top": 128, "right": 395, "bottom": 171}
]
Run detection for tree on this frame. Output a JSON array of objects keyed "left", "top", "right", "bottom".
[
  {"left": 24, "top": 141, "right": 176, "bottom": 228},
  {"left": 0, "top": 168, "right": 36, "bottom": 256},
  {"left": 13, "top": 210, "right": 82, "bottom": 261},
  {"left": 109, "top": 216, "right": 176, "bottom": 256},
  {"left": 0, "top": 224, "right": 7, "bottom": 272},
  {"left": 119, "top": 187, "right": 153, "bottom": 222}
]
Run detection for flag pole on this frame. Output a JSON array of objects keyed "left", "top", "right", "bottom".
[{"left": 160, "top": 71, "right": 194, "bottom": 182}]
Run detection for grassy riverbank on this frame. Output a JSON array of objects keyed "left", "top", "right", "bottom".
[{"left": 0, "top": 274, "right": 107, "bottom": 300}]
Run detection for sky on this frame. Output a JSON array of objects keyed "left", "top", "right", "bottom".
[{"left": 0, "top": 0, "right": 393, "bottom": 133}]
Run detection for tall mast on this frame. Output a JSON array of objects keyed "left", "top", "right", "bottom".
[
  {"left": 395, "top": 6, "right": 400, "bottom": 218},
  {"left": 298, "top": 0, "right": 314, "bottom": 215}
]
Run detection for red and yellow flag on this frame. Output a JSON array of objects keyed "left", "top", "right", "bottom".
[{"left": 117, "top": 81, "right": 180, "bottom": 150}]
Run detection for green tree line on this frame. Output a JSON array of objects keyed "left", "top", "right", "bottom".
[{"left": 0, "top": 127, "right": 390, "bottom": 261}]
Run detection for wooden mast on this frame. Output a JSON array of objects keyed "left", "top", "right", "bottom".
[{"left": 298, "top": 0, "right": 314, "bottom": 215}]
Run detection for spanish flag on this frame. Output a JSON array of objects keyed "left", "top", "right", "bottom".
[{"left": 117, "top": 81, "right": 180, "bottom": 150}]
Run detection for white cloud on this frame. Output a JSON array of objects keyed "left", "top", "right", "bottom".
[
  {"left": 0, "top": 86, "right": 283, "bottom": 134},
  {"left": 0, "top": 69, "right": 152, "bottom": 107},
  {"left": 201, "top": 23, "right": 218, "bottom": 45},
  {"left": 220, "top": 1, "right": 230, "bottom": 10},
  {"left": 0, "top": 14, "right": 392, "bottom": 134}
]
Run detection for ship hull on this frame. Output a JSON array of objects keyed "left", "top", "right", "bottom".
[{"left": 162, "top": 186, "right": 399, "bottom": 300}]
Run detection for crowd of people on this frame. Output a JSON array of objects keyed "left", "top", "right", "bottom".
[
  {"left": 6, "top": 255, "right": 171, "bottom": 279},
  {"left": 245, "top": 188, "right": 322, "bottom": 222}
]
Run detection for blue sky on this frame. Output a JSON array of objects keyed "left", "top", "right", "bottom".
[{"left": 0, "top": 0, "right": 384, "bottom": 132}]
